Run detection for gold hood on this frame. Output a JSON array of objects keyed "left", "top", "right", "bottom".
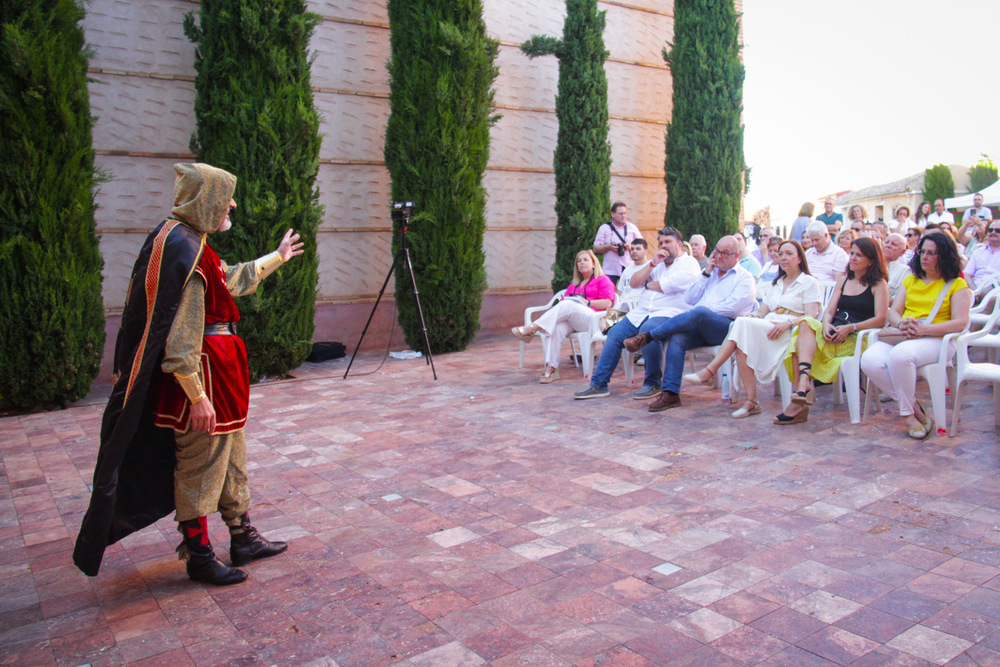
[{"left": 170, "top": 163, "right": 237, "bottom": 235}]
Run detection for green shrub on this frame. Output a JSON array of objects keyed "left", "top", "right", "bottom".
[
  {"left": 184, "top": 0, "right": 322, "bottom": 380},
  {"left": 522, "top": 0, "right": 611, "bottom": 291},
  {"left": 969, "top": 157, "right": 998, "bottom": 193},
  {"left": 0, "top": 0, "right": 104, "bottom": 408},
  {"left": 384, "top": 0, "right": 499, "bottom": 352},
  {"left": 663, "top": 0, "right": 745, "bottom": 245},
  {"left": 923, "top": 164, "right": 955, "bottom": 205}
]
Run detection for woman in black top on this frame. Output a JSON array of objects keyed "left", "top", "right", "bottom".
[{"left": 776, "top": 238, "right": 889, "bottom": 424}]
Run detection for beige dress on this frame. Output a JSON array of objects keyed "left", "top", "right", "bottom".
[{"left": 724, "top": 273, "right": 821, "bottom": 383}]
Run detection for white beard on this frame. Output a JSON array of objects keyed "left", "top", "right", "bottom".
[{"left": 218, "top": 217, "right": 232, "bottom": 232}]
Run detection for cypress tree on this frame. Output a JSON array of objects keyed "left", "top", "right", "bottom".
[
  {"left": 663, "top": 0, "right": 745, "bottom": 244},
  {"left": 0, "top": 0, "right": 104, "bottom": 408},
  {"left": 521, "top": 0, "right": 612, "bottom": 292},
  {"left": 183, "top": 0, "right": 322, "bottom": 380},
  {"left": 384, "top": 0, "right": 499, "bottom": 352},
  {"left": 923, "top": 164, "right": 955, "bottom": 205}
]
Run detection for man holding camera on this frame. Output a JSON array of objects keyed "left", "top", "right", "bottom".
[{"left": 593, "top": 201, "right": 641, "bottom": 286}]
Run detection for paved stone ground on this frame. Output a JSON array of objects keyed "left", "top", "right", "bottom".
[{"left": 2, "top": 336, "right": 1000, "bottom": 666}]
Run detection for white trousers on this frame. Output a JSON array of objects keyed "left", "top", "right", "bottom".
[
  {"left": 860, "top": 338, "right": 943, "bottom": 417},
  {"left": 534, "top": 300, "right": 595, "bottom": 368}
]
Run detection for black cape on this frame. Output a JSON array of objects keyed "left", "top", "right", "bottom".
[{"left": 73, "top": 220, "right": 205, "bottom": 576}]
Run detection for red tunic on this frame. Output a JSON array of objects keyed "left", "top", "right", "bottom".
[{"left": 153, "top": 244, "right": 250, "bottom": 434}]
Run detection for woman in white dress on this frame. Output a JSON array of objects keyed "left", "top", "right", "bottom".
[{"left": 685, "top": 241, "right": 822, "bottom": 418}]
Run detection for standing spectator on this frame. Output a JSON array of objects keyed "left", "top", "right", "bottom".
[
  {"left": 593, "top": 201, "right": 641, "bottom": 286},
  {"left": 790, "top": 202, "right": 814, "bottom": 242},
  {"left": 913, "top": 201, "right": 932, "bottom": 228},
  {"left": 751, "top": 227, "right": 774, "bottom": 265},
  {"left": 959, "top": 193, "right": 993, "bottom": 253},
  {"left": 964, "top": 221, "right": 1000, "bottom": 289},
  {"left": 805, "top": 222, "right": 849, "bottom": 283},
  {"left": 689, "top": 234, "right": 710, "bottom": 270},
  {"left": 815, "top": 198, "right": 843, "bottom": 234},
  {"left": 926, "top": 199, "right": 954, "bottom": 225}
]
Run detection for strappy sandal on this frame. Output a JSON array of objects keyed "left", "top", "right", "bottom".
[
  {"left": 774, "top": 406, "right": 808, "bottom": 425},
  {"left": 790, "top": 362, "right": 815, "bottom": 405}
]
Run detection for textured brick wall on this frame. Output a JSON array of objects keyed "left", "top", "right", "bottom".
[{"left": 84, "top": 0, "right": 678, "bottom": 372}]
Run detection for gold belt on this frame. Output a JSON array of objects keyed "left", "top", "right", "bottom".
[{"left": 772, "top": 307, "right": 803, "bottom": 316}]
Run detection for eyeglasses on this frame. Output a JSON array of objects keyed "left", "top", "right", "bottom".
[
  {"left": 917, "top": 249, "right": 937, "bottom": 257},
  {"left": 906, "top": 231, "right": 920, "bottom": 237},
  {"left": 989, "top": 227, "right": 1000, "bottom": 234},
  {"left": 712, "top": 249, "right": 737, "bottom": 256}
]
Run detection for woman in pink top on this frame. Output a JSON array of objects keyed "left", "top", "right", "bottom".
[{"left": 512, "top": 250, "right": 615, "bottom": 383}]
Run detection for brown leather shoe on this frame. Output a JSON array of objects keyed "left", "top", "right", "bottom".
[
  {"left": 648, "top": 392, "right": 680, "bottom": 412},
  {"left": 623, "top": 332, "right": 652, "bottom": 353}
]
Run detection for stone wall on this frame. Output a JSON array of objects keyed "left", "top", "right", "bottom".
[{"left": 83, "top": 0, "right": 681, "bottom": 379}]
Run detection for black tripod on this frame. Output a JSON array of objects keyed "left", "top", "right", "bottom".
[{"left": 344, "top": 203, "right": 436, "bottom": 380}]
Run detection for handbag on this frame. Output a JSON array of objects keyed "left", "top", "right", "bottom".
[{"left": 877, "top": 279, "right": 953, "bottom": 345}]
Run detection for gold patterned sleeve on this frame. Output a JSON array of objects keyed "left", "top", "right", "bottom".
[
  {"left": 219, "top": 259, "right": 262, "bottom": 297},
  {"left": 161, "top": 275, "right": 206, "bottom": 377}
]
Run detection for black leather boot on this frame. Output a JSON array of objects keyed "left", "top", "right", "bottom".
[
  {"left": 229, "top": 513, "right": 288, "bottom": 566},
  {"left": 178, "top": 517, "right": 247, "bottom": 586}
]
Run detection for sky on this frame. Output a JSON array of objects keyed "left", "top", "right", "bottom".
[{"left": 742, "top": 0, "right": 1000, "bottom": 224}]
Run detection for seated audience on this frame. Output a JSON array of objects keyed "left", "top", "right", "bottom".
[
  {"left": 689, "top": 234, "right": 709, "bottom": 270},
  {"left": 836, "top": 229, "right": 858, "bottom": 252},
  {"left": 735, "top": 232, "right": 762, "bottom": 277},
  {"left": 889, "top": 206, "right": 912, "bottom": 233},
  {"left": 860, "top": 232, "right": 971, "bottom": 439},
  {"left": 805, "top": 222, "right": 848, "bottom": 283},
  {"left": 757, "top": 236, "right": 782, "bottom": 301},
  {"left": 775, "top": 238, "right": 889, "bottom": 424},
  {"left": 883, "top": 233, "right": 910, "bottom": 299},
  {"left": 913, "top": 201, "right": 931, "bottom": 228},
  {"left": 751, "top": 227, "right": 774, "bottom": 265},
  {"left": 927, "top": 199, "right": 953, "bottom": 225},
  {"left": 617, "top": 239, "right": 650, "bottom": 311},
  {"left": 685, "top": 241, "right": 821, "bottom": 418},
  {"left": 512, "top": 249, "right": 614, "bottom": 383},
  {"left": 964, "top": 220, "right": 1000, "bottom": 289},
  {"left": 574, "top": 227, "right": 700, "bottom": 399},
  {"left": 620, "top": 235, "right": 757, "bottom": 411}
]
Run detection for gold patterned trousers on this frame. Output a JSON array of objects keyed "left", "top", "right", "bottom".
[{"left": 173, "top": 429, "right": 250, "bottom": 523}]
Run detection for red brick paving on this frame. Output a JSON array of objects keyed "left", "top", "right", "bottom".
[{"left": 2, "top": 335, "right": 1000, "bottom": 665}]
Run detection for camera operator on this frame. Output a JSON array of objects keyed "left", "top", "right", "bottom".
[{"left": 593, "top": 201, "right": 641, "bottom": 286}]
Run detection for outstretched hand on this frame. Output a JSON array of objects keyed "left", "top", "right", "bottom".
[{"left": 277, "top": 229, "right": 304, "bottom": 262}]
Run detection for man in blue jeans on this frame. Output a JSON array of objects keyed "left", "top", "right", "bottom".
[
  {"left": 620, "top": 235, "right": 757, "bottom": 411},
  {"left": 574, "top": 227, "right": 701, "bottom": 400}
]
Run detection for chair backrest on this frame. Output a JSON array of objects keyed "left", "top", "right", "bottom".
[{"left": 818, "top": 280, "right": 838, "bottom": 308}]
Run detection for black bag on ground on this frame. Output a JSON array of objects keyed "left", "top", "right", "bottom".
[{"left": 306, "top": 342, "right": 346, "bottom": 362}]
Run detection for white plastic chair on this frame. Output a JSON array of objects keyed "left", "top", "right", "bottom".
[
  {"left": 863, "top": 329, "right": 965, "bottom": 435},
  {"left": 970, "top": 284, "right": 1000, "bottom": 336},
  {"left": 950, "top": 302, "right": 1000, "bottom": 435},
  {"left": 518, "top": 290, "right": 614, "bottom": 378}
]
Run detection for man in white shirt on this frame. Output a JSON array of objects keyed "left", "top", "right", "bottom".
[
  {"left": 964, "top": 221, "right": 1000, "bottom": 289},
  {"left": 620, "top": 236, "right": 757, "bottom": 411},
  {"left": 574, "top": 227, "right": 700, "bottom": 399},
  {"left": 926, "top": 199, "right": 955, "bottom": 225},
  {"left": 617, "top": 238, "right": 649, "bottom": 311},
  {"left": 804, "top": 222, "right": 848, "bottom": 283},
  {"left": 883, "top": 233, "right": 910, "bottom": 300},
  {"left": 593, "top": 202, "right": 641, "bottom": 286}
]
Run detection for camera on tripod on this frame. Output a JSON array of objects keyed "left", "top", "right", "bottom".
[{"left": 391, "top": 201, "right": 414, "bottom": 225}]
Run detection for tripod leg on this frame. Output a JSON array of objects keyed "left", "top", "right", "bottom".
[
  {"left": 401, "top": 247, "right": 437, "bottom": 380},
  {"left": 343, "top": 250, "right": 399, "bottom": 379}
]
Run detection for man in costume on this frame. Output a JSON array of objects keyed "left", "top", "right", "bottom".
[{"left": 74, "top": 163, "right": 303, "bottom": 585}]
